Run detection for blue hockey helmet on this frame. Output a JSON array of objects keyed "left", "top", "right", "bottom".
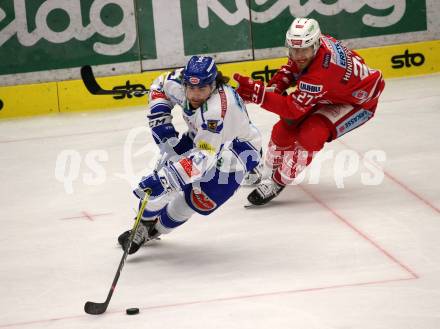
[{"left": 182, "top": 56, "right": 217, "bottom": 87}]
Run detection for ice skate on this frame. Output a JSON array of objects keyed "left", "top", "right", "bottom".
[
  {"left": 118, "top": 219, "right": 160, "bottom": 254},
  {"left": 245, "top": 178, "right": 285, "bottom": 207}
]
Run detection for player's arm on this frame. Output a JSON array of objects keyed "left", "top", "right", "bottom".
[
  {"left": 147, "top": 72, "right": 180, "bottom": 151},
  {"left": 135, "top": 105, "right": 224, "bottom": 200},
  {"left": 233, "top": 74, "right": 322, "bottom": 120},
  {"left": 261, "top": 88, "right": 317, "bottom": 120}
]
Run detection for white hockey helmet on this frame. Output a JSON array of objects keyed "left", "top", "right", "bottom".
[{"left": 285, "top": 18, "right": 321, "bottom": 55}]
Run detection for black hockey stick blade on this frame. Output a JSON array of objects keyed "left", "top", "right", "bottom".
[
  {"left": 84, "top": 301, "right": 108, "bottom": 315},
  {"left": 80, "top": 65, "right": 126, "bottom": 96}
]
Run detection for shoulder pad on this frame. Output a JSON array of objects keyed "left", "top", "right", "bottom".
[
  {"left": 162, "top": 70, "right": 185, "bottom": 106},
  {"left": 199, "top": 88, "right": 229, "bottom": 134}
]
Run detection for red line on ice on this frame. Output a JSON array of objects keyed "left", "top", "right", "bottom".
[
  {"left": 299, "top": 184, "right": 418, "bottom": 279},
  {"left": 337, "top": 139, "right": 440, "bottom": 215}
]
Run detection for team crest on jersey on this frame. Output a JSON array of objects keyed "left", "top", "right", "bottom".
[
  {"left": 202, "top": 119, "right": 223, "bottom": 133},
  {"left": 352, "top": 89, "right": 369, "bottom": 102},
  {"left": 190, "top": 190, "right": 217, "bottom": 212},
  {"left": 207, "top": 120, "right": 219, "bottom": 132},
  {"left": 299, "top": 81, "right": 323, "bottom": 93}
]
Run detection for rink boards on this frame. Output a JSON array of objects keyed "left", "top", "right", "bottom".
[{"left": 0, "top": 40, "right": 439, "bottom": 119}]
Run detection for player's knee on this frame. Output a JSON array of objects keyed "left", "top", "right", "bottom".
[
  {"left": 271, "top": 119, "right": 297, "bottom": 147},
  {"left": 156, "top": 202, "right": 193, "bottom": 235},
  {"left": 168, "top": 195, "right": 195, "bottom": 220},
  {"left": 297, "top": 115, "right": 331, "bottom": 152}
]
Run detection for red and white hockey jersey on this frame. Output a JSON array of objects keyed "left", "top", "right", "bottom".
[{"left": 262, "top": 35, "right": 385, "bottom": 120}]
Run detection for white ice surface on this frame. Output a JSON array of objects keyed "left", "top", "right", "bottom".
[{"left": 0, "top": 74, "right": 440, "bottom": 329}]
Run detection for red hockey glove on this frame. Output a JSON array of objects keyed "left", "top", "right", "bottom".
[{"left": 233, "top": 73, "right": 266, "bottom": 105}]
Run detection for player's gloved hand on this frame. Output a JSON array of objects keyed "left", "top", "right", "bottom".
[
  {"left": 233, "top": 73, "right": 266, "bottom": 105},
  {"left": 172, "top": 132, "right": 193, "bottom": 155},
  {"left": 133, "top": 169, "right": 176, "bottom": 199}
]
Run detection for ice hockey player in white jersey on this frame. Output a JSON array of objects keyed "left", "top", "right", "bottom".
[{"left": 118, "top": 56, "right": 262, "bottom": 254}]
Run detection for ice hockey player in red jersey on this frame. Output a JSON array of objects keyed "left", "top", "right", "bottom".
[{"left": 233, "top": 17, "right": 385, "bottom": 206}]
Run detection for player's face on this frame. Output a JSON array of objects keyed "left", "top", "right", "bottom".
[
  {"left": 288, "top": 46, "right": 315, "bottom": 70},
  {"left": 185, "top": 84, "right": 213, "bottom": 108}
]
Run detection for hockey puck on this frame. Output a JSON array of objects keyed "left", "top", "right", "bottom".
[{"left": 126, "top": 307, "right": 140, "bottom": 315}]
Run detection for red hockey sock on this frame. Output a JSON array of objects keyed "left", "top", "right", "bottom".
[{"left": 273, "top": 114, "right": 331, "bottom": 185}]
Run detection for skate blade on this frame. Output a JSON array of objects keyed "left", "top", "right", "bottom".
[{"left": 244, "top": 202, "right": 263, "bottom": 209}]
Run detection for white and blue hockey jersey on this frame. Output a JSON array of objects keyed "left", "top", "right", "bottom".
[{"left": 147, "top": 69, "right": 262, "bottom": 189}]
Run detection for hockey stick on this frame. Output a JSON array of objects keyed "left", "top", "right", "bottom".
[
  {"left": 80, "top": 65, "right": 149, "bottom": 96},
  {"left": 84, "top": 189, "right": 152, "bottom": 315}
]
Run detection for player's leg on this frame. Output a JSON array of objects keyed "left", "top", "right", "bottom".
[
  {"left": 242, "top": 148, "right": 264, "bottom": 185},
  {"left": 265, "top": 118, "right": 297, "bottom": 172},
  {"left": 137, "top": 166, "right": 247, "bottom": 242},
  {"left": 118, "top": 191, "right": 176, "bottom": 254},
  {"left": 248, "top": 113, "right": 332, "bottom": 205},
  {"left": 247, "top": 118, "right": 299, "bottom": 205},
  {"left": 119, "top": 147, "right": 260, "bottom": 252},
  {"left": 153, "top": 192, "right": 196, "bottom": 234},
  {"left": 273, "top": 113, "right": 331, "bottom": 185},
  {"left": 233, "top": 137, "right": 263, "bottom": 185},
  {"left": 248, "top": 104, "right": 376, "bottom": 206}
]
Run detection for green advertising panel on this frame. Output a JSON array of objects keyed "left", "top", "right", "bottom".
[
  {"left": 0, "top": 0, "right": 433, "bottom": 84},
  {"left": 135, "top": 0, "right": 156, "bottom": 60},
  {"left": 0, "top": 0, "right": 144, "bottom": 75},
  {"left": 180, "top": 0, "right": 252, "bottom": 55},
  {"left": 250, "top": 0, "right": 428, "bottom": 49}
]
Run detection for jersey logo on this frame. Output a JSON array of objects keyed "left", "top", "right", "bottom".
[
  {"left": 352, "top": 90, "right": 369, "bottom": 102},
  {"left": 197, "top": 140, "right": 216, "bottom": 154},
  {"left": 336, "top": 110, "right": 373, "bottom": 137},
  {"left": 299, "top": 81, "right": 323, "bottom": 93},
  {"left": 178, "top": 158, "right": 200, "bottom": 177},
  {"left": 334, "top": 42, "right": 347, "bottom": 68},
  {"left": 207, "top": 120, "right": 219, "bottom": 132},
  {"left": 322, "top": 53, "right": 331, "bottom": 69},
  {"left": 190, "top": 190, "right": 217, "bottom": 212},
  {"left": 323, "top": 37, "right": 348, "bottom": 69},
  {"left": 202, "top": 119, "right": 223, "bottom": 133},
  {"left": 150, "top": 90, "right": 166, "bottom": 100}
]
